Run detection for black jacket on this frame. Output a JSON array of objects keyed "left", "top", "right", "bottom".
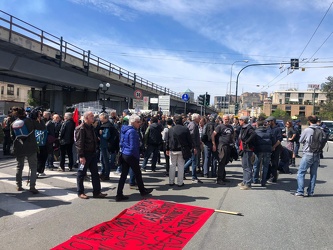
[
  {"left": 166, "top": 124, "right": 193, "bottom": 151},
  {"left": 59, "top": 118, "right": 75, "bottom": 145}
]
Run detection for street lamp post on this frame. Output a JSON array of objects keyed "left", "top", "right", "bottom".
[
  {"left": 234, "top": 62, "right": 291, "bottom": 115},
  {"left": 229, "top": 60, "right": 249, "bottom": 113},
  {"left": 99, "top": 82, "right": 110, "bottom": 112}
]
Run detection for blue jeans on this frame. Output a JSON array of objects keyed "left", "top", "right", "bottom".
[
  {"left": 184, "top": 152, "right": 198, "bottom": 180},
  {"left": 109, "top": 152, "right": 117, "bottom": 170},
  {"left": 297, "top": 152, "right": 320, "bottom": 195},
  {"left": 100, "top": 147, "right": 111, "bottom": 177},
  {"left": 203, "top": 144, "right": 218, "bottom": 177},
  {"left": 141, "top": 145, "right": 159, "bottom": 170},
  {"left": 253, "top": 152, "right": 271, "bottom": 185},
  {"left": 294, "top": 141, "right": 300, "bottom": 156},
  {"left": 129, "top": 168, "right": 136, "bottom": 186},
  {"left": 241, "top": 151, "right": 253, "bottom": 186}
]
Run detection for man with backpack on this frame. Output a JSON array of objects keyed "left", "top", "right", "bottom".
[
  {"left": 201, "top": 114, "right": 218, "bottom": 178},
  {"left": 141, "top": 116, "right": 163, "bottom": 172},
  {"left": 294, "top": 115, "right": 325, "bottom": 197},
  {"left": 10, "top": 106, "right": 45, "bottom": 194}
]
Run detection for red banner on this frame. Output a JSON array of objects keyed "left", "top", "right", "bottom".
[{"left": 52, "top": 199, "right": 214, "bottom": 250}]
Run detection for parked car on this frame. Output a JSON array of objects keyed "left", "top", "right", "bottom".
[
  {"left": 321, "top": 120, "right": 333, "bottom": 141},
  {"left": 276, "top": 119, "right": 286, "bottom": 137}
]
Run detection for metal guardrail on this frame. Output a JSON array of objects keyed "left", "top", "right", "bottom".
[{"left": 0, "top": 10, "right": 184, "bottom": 100}]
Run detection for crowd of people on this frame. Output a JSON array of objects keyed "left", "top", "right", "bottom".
[{"left": 2, "top": 106, "right": 326, "bottom": 199}]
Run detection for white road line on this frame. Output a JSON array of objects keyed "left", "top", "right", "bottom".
[
  {"left": 0, "top": 193, "right": 45, "bottom": 218},
  {"left": 0, "top": 172, "right": 77, "bottom": 202}
]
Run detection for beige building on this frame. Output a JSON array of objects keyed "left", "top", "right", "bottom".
[
  {"left": 0, "top": 81, "right": 31, "bottom": 114},
  {"left": 263, "top": 89, "right": 326, "bottom": 117}
]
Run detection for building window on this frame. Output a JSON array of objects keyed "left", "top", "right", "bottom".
[
  {"left": 17, "top": 88, "right": 20, "bottom": 96},
  {"left": 7, "top": 84, "right": 14, "bottom": 95},
  {"left": 298, "top": 93, "right": 304, "bottom": 98},
  {"left": 299, "top": 99, "right": 303, "bottom": 104},
  {"left": 279, "top": 99, "right": 282, "bottom": 104},
  {"left": 285, "top": 98, "right": 290, "bottom": 104},
  {"left": 314, "top": 93, "right": 318, "bottom": 98},
  {"left": 272, "top": 105, "right": 277, "bottom": 109},
  {"left": 299, "top": 106, "right": 305, "bottom": 111},
  {"left": 286, "top": 106, "right": 291, "bottom": 111},
  {"left": 285, "top": 93, "right": 290, "bottom": 97},
  {"left": 1, "top": 86, "right": 4, "bottom": 95}
]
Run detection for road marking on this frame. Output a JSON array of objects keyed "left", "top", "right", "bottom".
[{"left": 0, "top": 193, "right": 45, "bottom": 218}]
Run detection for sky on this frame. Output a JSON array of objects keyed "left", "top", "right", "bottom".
[{"left": 1, "top": 0, "right": 333, "bottom": 102}]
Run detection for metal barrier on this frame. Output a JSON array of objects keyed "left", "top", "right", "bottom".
[{"left": 0, "top": 10, "right": 183, "bottom": 100}]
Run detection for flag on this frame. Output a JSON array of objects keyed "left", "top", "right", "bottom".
[
  {"left": 52, "top": 199, "right": 214, "bottom": 250},
  {"left": 72, "top": 108, "right": 79, "bottom": 127}
]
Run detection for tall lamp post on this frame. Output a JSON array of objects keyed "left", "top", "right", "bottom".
[
  {"left": 234, "top": 62, "right": 291, "bottom": 115},
  {"left": 229, "top": 60, "right": 249, "bottom": 113},
  {"left": 99, "top": 82, "right": 110, "bottom": 112}
]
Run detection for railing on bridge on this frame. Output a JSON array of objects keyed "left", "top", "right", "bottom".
[{"left": 0, "top": 10, "right": 184, "bottom": 100}]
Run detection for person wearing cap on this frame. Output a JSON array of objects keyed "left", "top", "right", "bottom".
[
  {"left": 122, "top": 109, "right": 131, "bottom": 126},
  {"left": 238, "top": 116, "right": 256, "bottom": 190},
  {"left": 266, "top": 116, "right": 283, "bottom": 183}
]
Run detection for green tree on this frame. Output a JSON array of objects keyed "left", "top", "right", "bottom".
[
  {"left": 320, "top": 76, "right": 333, "bottom": 119},
  {"left": 271, "top": 108, "right": 288, "bottom": 120},
  {"left": 27, "top": 91, "right": 38, "bottom": 107}
]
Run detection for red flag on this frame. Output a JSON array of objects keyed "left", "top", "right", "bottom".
[
  {"left": 73, "top": 108, "right": 79, "bottom": 127},
  {"left": 52, "top": 199, "right": 214, "bottom": 250}
]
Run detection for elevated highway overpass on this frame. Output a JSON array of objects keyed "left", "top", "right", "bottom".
[{"left": 0, "top": 10, "right": 216, "bottom": 115}]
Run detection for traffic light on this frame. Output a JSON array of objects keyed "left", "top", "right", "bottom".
[
  {"left": 205, "top": 94, "right": 210, "bottom": 106},
  {"left": 198, "top": 94, "right": 205, "bottom": 105},
  {"left": 291, "top": 58, "right": 299, "bottom": 69}
]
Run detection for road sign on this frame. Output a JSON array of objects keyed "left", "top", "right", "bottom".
[
  {"left": 182, "top": 93, "right": 189, "bottom": 102},
  {"left": 134, "top": 89, "right": 143, "bottom": 99}
]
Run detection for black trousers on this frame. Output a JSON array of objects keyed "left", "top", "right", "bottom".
[
  {"left": 37, "top": 145, "right": 48, "bottom": 173},
  {"left": 117, "top": 154, "right": 145, "bottom": 196},
  {"left": 60, "top": 143, "right": 74, "bottom": 169}
]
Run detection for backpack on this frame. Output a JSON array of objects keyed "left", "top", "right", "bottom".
[
  {"left": 309, "top": 127, "right": 327, "bottom": 153},
  {"left": 12, "top": 118, "right": 32, "bottom": 139},
  {"left": 201, "top": 122, "right": 215, "bottom": 143},
  {"left": 35, "top": 129, "right": 48, "bottom": 146}
]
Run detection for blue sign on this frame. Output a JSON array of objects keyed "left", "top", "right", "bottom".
[{"left": 182, "top": 94, "right": 189, "bottom": 102}]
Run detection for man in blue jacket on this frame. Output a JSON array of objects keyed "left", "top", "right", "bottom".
[{"left": 116, "top": 114, "right": 153, "bottom": 201}]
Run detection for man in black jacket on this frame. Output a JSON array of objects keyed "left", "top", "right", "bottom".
[
  {"left": 212, "top": 114, "right": 234, "bottom": 185},
  {"left": 266, "top": 116, "right": 283, "bottom": 183},
  {"left": 141, "top": 116, "right": 163, "bottom": 172},
  {"left": 58, "top": 112, "right": 75, "bottom": 171},
  {"left": 238, "top": 116, "right": 256, "bottom": 190},
  {"left": 75, "top": 111, "right": 107, "bottom": 199},
  {"left": 166, "top": 116, "right": 193, "bottom": 187}
]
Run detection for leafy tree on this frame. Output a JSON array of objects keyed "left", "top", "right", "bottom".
[
  {"left": 271, "top": 108, "right": 288, "bottom": 120},
  {"left": 320, "top": 76, "right": 333, "bottom": 119},
  {"left": 27, "top": 90, "right": 38, "bottom": 107}
]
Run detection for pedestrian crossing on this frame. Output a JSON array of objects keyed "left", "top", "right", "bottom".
[{"left": 0, "top": 158, "right": 118, "bottom": 219}]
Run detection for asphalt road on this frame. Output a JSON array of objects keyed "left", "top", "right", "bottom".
[{"left": 1, "top": 141, "right": 333, "bottom": 250}]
